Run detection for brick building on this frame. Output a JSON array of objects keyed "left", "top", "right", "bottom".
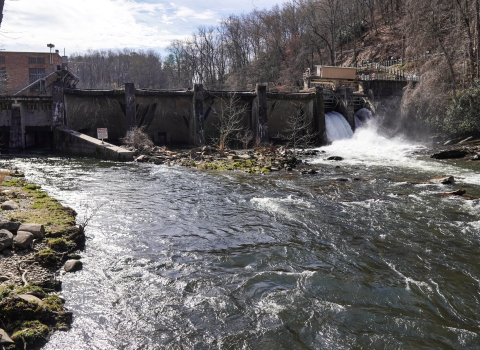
[
  {"left": 0, "top": 50, "right": 79, "bottom": 149},
  {"left": 0, "top": 50, "right": 63, "bottom": 95}
]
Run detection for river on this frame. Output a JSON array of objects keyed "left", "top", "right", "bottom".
[{"left": 3, "top": 122, "right": 480, "bottom": 349}]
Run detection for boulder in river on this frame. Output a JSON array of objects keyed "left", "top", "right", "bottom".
[
  {"left": 444, "top": 189, "right": 466, "bottom": 196},
  {"left": 1, "top": 200, "right": 18, "bottom": 210},
  {"left": 18, "top": 223, "right": 45, "bottom": 239},
  {"left": 0, "top": 229, "right": 13, "bottom": 251},
  {"left": 13, "top": 231, "right": 34, "bottom": 249},
  {"left": 429, "top": 176, "right": 455, "bottom": 184},
  {"left": 301, "top": 169, "right": 318, "bottom": 175},
  {"left": 431, "top": 150, "right": 469, "bottom": 159},
  {"left": 64, "top": 259, "right": 83, "bottom": 273},
  {"left": 327, "top": 156, "right": 344, "bottom": 161}
]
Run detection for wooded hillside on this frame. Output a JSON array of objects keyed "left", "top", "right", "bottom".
[{"left": 69, "top": 0, "right": 480, "bottom": 137}]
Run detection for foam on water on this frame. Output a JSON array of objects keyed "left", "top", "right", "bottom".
[
  {"left": 314, "top": 119, "right": 480, "bottom": 186},
  {"left": 251, "top": 195, "right": 314, "bottom": 213}
]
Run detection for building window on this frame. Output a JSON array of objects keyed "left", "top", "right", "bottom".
[
  {"left": 28, "top": 57, "right": 46, "bottom": 64},
  {"left": 29, "top": 68, "right": 45, "bottom": 91},
  {"left": 0, "top": 57, "right": 5, "bottom": 64}
]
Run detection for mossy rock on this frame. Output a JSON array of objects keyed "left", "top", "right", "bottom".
[
  {"left": 45, "top": 238, "right": 76, "bottom": 252},
  {"left": 9, "top": 172, "right": 25, "bottom": 178},
  {"left": 42, "top": 295, "right": 63, "bottom": 312},
  {"left": 260, "top": 167, "right": 271, "bottom": 175},
  {"left": 0, "top": 284, "right": 14, "bottom": 299},
  {"left": 13, "top": 285, "right": 45, "bottom": 299},
  {"left": 22, "top": 183, "right": 41, "bottom": 191},
  {"left": 11, "top": 320, "right": 49, "bottom": 348},
  {"left": 34, "top": 249, "right": 58, "bottom": 267},
  {"left": 1, "top": 179, "right": 24, "bottom": 187},
  {"left": 66, "top": 253, "right": 81, "bottom": 260},
  {"left": 0, "top": 296, "right": 42, "bottom": 320}
]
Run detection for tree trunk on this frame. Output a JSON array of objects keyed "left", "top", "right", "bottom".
[{"left": 476, "top": 0, "right": 480, "bottom": 78}]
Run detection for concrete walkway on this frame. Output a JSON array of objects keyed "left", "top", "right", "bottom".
[{"left": 54, "top": 127, "right": 134, "bottom": 161}]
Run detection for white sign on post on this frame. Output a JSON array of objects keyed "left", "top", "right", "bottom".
[{"left": 97, "top": 128, "right": 108, "bottom": 142}]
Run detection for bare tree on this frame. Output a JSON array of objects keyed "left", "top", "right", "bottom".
[
  {"left": 121, "top": 126, "right": 154, "bottom": 153},
  {"left": 211, "top": 93, "right": 249, "bottom": 150},
  {"left": 236, "top": 129, "right": 254, "bottom": 149},
  {"left": 277, "top": 105, "right": 317, "bottom": 155}
]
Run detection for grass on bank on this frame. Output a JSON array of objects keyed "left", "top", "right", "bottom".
[
  {"left": 0, "top": 173, "right": 78, "bottom": 349},
  {"left": 1, "top": 177, "right": 76, "bottom": 234}
]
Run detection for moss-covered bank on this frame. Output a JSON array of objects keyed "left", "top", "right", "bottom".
[{"left": 0, "top": 169, "right": 84, "bottom": 350}]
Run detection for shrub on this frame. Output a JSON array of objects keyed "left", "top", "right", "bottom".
[
  {"left": 444, "top": 81, "right": 480, "bottom": 135},
  {"left": 121, "top": 126, "right": 154, "bottom": 153}
]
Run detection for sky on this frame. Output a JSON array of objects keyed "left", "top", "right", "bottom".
[{"left": 0, "top": 0, "right": 282, "bottom": 56}]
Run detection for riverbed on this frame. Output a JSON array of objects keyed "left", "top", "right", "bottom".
[{"left": 3, "top": 124, "right": 480, "bottom": 349}]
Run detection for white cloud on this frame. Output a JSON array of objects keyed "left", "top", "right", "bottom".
[{"left": 0, "top": 0, "right": 283, "bottom": 55}]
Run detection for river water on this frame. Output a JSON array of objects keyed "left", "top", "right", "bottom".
[{"left": 3, "top": 122, "right": 480, "bottom": 349}]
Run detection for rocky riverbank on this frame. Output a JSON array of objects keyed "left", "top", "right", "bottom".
[
  {"left": 0, "top": 169, "right": 84, "bottom": 350},
  {"left": 409, "top": 135, "right": 480, "bottom": 160},
  {"left": 129, "top": 145, "right": 324, "bottom": 175}
]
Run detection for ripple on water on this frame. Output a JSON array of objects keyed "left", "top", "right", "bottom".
[{"left": 3, "top": 144, "right": 480, "bottom": 349}]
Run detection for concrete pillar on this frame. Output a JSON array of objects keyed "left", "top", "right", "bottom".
[
  {"left": 52, "top": 80, "right": 65, "bottom": 125},
  {"left": 192, "top": 84, "right": 205, "bottom": 146},
  {"left": 9, "top": 104, "right": 22, "bottom": 149},
  {"left": 314, "top": 86, "right": 327, "bottom": 145},
  {"left": 338, "top": 87, "right": 355, "bottom": 130},
  {"left": 303, "top": 77, "right": 311, "bottom": 90},
  {"left": 253, "top": 84, "right": 268, "bottom": 145},
  {"left": 125, "top": 83, "right": 136, "bottom": 132}
]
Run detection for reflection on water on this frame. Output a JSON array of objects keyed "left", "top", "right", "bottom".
[{"left": 3, "top": 130, "right": 480, "bottom": 349}]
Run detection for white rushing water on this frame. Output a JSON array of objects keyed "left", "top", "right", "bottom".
[
  {"left": 316, "top": 117, "right": 480, "bottom": 186},
  {"left": 325, "top": 111, "right": 353, "bottom": 141},
  {"left": 354, "top": 108, "right": 373, "bottom": 129}
]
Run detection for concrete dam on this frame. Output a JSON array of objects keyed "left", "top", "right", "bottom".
[{"left": 0, "top": 80, "right": 408, "bottom": 159}]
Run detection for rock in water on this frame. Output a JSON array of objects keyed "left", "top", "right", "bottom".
[
  {"left": 327, "top": 156, "right": 344, "bottom": 161},
  {"left": 431, "top": 150, "right": 469, "bottom": 159},
  {"left": 135, "top": 155, "right": 147, "bottom": 162},
  {"left": 1, "top": 200, "right": 18, "bottom": 210},
  {"left": 429, "top": 176, "right": 455, "bottom": 184},
  {"left": 440, "top": 176, "right": 455, "bottom": 184},
  {"left": 0, "top": 229, "right": 13, "bottom": 251},
  {"left": 0, "top": 328, "right": 14, "bottom": 345},
  {"left": 18, "top": 223, "right": 45, "bottom": 239},
  {"left": 439, "top": 189, "right": 466, "bottom": 196},
  {"left": 13, "top": 231, "right": 34, "bottom": 249},
  {"left": 64, "top": 260, "right": 83, "bottom": 273}
]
